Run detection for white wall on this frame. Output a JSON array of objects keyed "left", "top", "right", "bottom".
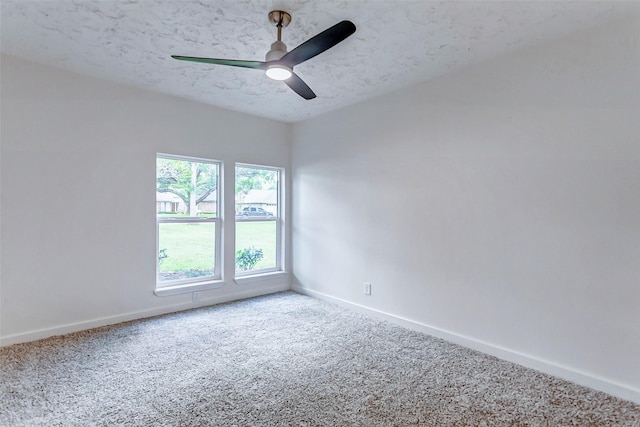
[
  {"left": 0, "top": 55, "right": 291, "bottom": 344},
  {"left": 292, "top": 18, "right": 640, "bottom": 402}
]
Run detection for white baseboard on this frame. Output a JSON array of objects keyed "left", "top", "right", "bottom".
[
  {"left": 292, "top": 285, "right": 640, "bottom": 405},
  {"left": 0, "top": 283, "right": 289, "bottom": 347}
]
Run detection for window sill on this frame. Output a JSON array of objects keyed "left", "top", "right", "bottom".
[
  {"left": 234, "top": 271, "right": 288, "bottom": 285},
  {"left": 154, "top": 280, "right": 226, "bottom": 297}
]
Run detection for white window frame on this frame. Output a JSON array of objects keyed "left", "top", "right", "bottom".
[
  {"left": 235, "top": 163, "right": 283, "bottom": 278},
  {"left": 155, "top": 154, "right": 223, "bottom": 295}
]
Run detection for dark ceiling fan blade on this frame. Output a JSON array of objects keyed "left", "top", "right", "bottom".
[
  {"left": 171, "top": 56, "right": 267, "bottom": 70},
  {"left": 280, "top": 20, "right": 356, "bottom": 67},
  {"left": 284, "top": 73, "right": 316, "bottom": 100}
]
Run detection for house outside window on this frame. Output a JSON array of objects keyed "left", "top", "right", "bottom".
[
  {"left": 235, "top": 164, "right": 282, "bottom": 276},
  {"left": 156, "top": 154, "right": 221, "bottom": 289}
]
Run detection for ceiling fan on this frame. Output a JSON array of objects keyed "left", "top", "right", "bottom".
[{"left": 171, "top": 10, "right": 356, "bottom": 100}]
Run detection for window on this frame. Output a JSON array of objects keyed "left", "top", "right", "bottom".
[
  {"left": 235, "top": 164, "right": 282, "bottom": 276},
  {"left": 156, "top": 155, "right": 221, "bottom": 289}
]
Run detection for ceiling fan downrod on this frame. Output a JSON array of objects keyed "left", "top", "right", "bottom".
[{"left": 268, "top": 10, "right": 291, "bottom": 41}]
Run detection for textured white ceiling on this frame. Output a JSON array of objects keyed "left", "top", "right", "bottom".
[{"left": 2, "top": 1, "right": 639, "bottom": 122}]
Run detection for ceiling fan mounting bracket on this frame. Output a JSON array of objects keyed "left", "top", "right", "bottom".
[{"left": 268, "top": 10, "right": 291, "bottom": 28}]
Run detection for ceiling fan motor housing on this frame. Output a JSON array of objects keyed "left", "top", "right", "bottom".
[{"left": 266, "top": 40, "right": 288, "bottom": 62}]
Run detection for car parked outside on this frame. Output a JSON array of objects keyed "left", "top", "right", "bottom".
[{"left": 236, "top": 206, "right": 274, "bottom": 219}]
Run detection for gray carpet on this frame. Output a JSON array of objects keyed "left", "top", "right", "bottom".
[{"left": 1, "top": 292, "right": 639, "bottom": 426}]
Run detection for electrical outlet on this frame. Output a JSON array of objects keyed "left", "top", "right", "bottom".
[
  {"left": 193, "top": 291, "right": 200, "bottom": 302},
  {"left": 363, "top": 282, "right": 372, "bottom": 296}
]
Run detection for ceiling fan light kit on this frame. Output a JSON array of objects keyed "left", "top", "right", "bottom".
[
  {"left": 171, "top": 10, "right": 356, "bottom": 100},
  {"left": 265, "top": 64, "right": 292, "bottom": 81}
]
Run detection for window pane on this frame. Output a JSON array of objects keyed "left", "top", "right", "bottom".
[
  {"left": 157, "top": 157, "right": 218, "bottom": 217},
  {"left": 235, "top": 166, "right": 278, "bottom": 218},
  {"left": 158, "top": 221, "right": 216, "bottom": 282},
  {"left": 235, "top": 221, "right": 276, "bottom": 272}
]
